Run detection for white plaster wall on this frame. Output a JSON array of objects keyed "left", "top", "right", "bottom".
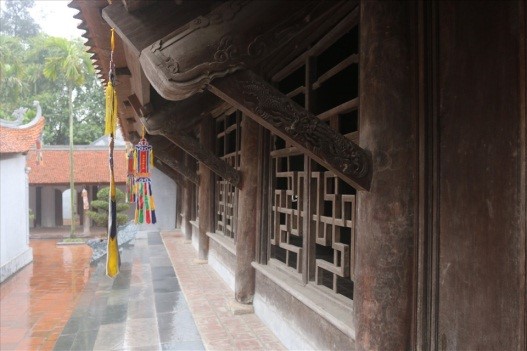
[
  {"left": 254, "top": 292, "right": 317, "bottom": 351},
  {"left": 28, "top": 186, "right": 36, "bottom": 228},
  {"left": 209, "top": 248, "right": 235, "bottom": 291},
  {"left": 0, "top": 154, "right": 32, "bottom": 282},
  {"left": 191, "top": 221, "right": 199, "bottom": 252},
  {"left": 137, "top": 168, "right": 176, "bottom": 231},
  {"left": 40, "top": 186, "right": 55, "bottom": 227},
  {"left": 62, "top": 188, "right": 75, "bottom": 220}
]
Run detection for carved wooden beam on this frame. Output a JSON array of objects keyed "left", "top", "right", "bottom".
[
  {"left": 208, "top": 70, "right": 372, "bottom": 191},
  {"left": 138, "top": 92, "right": 221, "bottom": 133},
  {"left": 121, "top": 0, "right": 156, "bottom": 13},
  {"left": 123, "top": 43, "right": 151, "bottom": 106},
  {"left": 103, "top": 1, "right": 216, "bottom": 55},
  {"left": 154, "top": 148, "right": 199, "bottom": 185},
  {"left": 139, "top": 0, "right": 348, "bottom": 101},
  {"left": 155, "top": 126, "right": 242, "bottom": 188}
]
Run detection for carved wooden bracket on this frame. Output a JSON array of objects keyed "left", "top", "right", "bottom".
[
  {"left": 135, "top": 95, "right": 241, "bottom": 188},
  {"left": 154, "top": 148, "right": 199, "bottom": 185},
  {"left": 138, "top": 92, "right": 221, "bottom": 133},
  {"left": 153, "top": 158, "right": 184, "bottom": 187},
  {"left": 158, "top": 127, "right": 242, "bottom": 188},
  {"left": 209, "top": 70, "right": 372, "bottom": 191},
  {"left": 139, "top": 0, "right": 350, "bottom": 101}
]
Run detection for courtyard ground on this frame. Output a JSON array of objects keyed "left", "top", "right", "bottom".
[{"left": 0, "top": 229, "right": 285, "bottom": 351}]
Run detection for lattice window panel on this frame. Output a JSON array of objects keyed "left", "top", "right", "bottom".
[
  {"left": 270, "top": 141, "right": 305, "bottom": 272},
  {"left": 313, "top": 170, "right": 356, "bottom": 298},
  {"left": 215, "top": 111, "right": 240, "bottom": 240},
  {"left": 267, "top": 13, "right": 359, "bottom": 300}
]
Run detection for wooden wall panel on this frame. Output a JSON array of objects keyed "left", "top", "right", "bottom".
[{"left": 436, "top": 2, "right": 526, "bottom": 350}]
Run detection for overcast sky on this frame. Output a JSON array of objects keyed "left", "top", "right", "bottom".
[{"left": 29, "top": 0, "right": 84, "bottom": 39}]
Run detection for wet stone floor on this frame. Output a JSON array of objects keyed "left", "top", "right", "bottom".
[
  {"left": 53, "top": 232, "right": 204, "bottom": 351},
  {"left": 0, "top": 239, "right": 93, "bottom": 350},
  {"left": 0, "top": 232, "right": 204, "bottom": 351}
]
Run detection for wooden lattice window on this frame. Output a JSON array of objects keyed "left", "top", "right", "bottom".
[
  {"left": 268, "top": 12, "right": 359, "bottom": 300},
  {"left": 270, "top": 140, "right": 305, "bottom": 272},
  {"left": 215, "top": 111, "right": 241, "bottom": 240}
]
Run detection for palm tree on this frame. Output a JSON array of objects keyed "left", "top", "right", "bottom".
[{"left": 43, "top": 37, "right": 94, "bottom": 237}]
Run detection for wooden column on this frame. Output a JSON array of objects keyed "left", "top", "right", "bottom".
[
  {"left": 198, "top": 118, "right": 214, "bottom": 260},
  {"left": 235, "top": 117, "right": 259, "bottom": 303},
  {"left": 354, "top": 1, "right": 418, "bottom": 350}
]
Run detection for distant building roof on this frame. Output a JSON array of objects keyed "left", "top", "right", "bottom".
[
  {"left": 0, "top": 117, "right": 45, "bottom": 154},
  {"left": 27, "top": 146, "right": 128, "bottom": 185}
]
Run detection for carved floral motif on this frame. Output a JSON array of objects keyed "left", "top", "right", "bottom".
[{"left": 240, "top": 79, "right": 370, "bottom": 181}]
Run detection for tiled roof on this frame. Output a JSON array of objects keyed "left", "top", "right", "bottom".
[
  {"left": 27, "top": 147, "right": 128, "bottom": 185},
  {"left": 0, "top": 117, "right": 45, "bottom": 154}
]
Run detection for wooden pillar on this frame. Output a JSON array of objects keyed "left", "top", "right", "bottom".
[
  {"left": 235, "top": 117, "right": 259, "bottom": 303},
  {"left": 198, "top": 118, "right": 214, "bottom": 260},
  {"left": 354, "top": 1, "right": 418, "bottom": 350}
]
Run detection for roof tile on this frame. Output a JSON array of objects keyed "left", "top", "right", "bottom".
[
  {"left": 0, "top": 117, "right": 45, "bottom": 154},
  {"left": 27, "top": 148, "right": 128, "bottom": 185}
]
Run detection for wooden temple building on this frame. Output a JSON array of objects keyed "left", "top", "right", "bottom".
[{"left": 70, "top": 1, "right": 526, "bottom": 350}]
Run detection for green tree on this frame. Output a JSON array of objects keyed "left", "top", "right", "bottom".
[
  {"left": 42, "top": 36, "right": 93, "bottom": 237},
  {"left": 0, "top": 34, "right": 29, "bottom": 119},
  {"left": 73, "top": 74, "right": 105, "bottom": 144},
  {"left": 0, "top": 0, "right": 40, "bottom": 38},
  {"left": 87, "top": 187, "right": 130, "bottom": 227},
  {"left": 0, "top": 32, "right": 104, "bottom": 144}
]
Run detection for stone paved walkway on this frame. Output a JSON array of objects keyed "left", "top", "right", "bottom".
[{"left": 53, "top": 231, "right": 204, "bottom": 351}]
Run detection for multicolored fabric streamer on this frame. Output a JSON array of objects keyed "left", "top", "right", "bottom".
[
  {"left": 105, "top": 28, "right": 120, "bottom": 278},
  {"left": 133, "top": 137, "right": 157, "bottom": 224},
  {"left": 126, "top": 146, "right": 136, "bottom": 203}
]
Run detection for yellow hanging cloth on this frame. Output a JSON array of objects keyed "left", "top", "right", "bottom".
[
  {"left": 104, "top": 29, "right": 117, "bottom": 136},
  {"left": 104, "top": 82, "right": 117, "bottom": 135},
  {"left": 105, "top": 27, "right": 120, "bottom": 278}
]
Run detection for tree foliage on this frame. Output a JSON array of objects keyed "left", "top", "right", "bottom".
[
  {"left": 0, "top": 0, "right": 40, "bottom": 38},
  {"left": 87, "top": 187, "right": 131, "bottom": 227},
  {"left": 0, "top": 2, "right": 105, "bottom": 144}
]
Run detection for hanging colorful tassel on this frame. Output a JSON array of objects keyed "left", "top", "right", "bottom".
[
  {"left": 134, "top": 136, "right": 157, "bottom": 224},
  {"left": 105, "top": 28, "right": 120, "bottom": 278},
  {"left": 125, "top": 146, "right": 136, "bottom": 203}
]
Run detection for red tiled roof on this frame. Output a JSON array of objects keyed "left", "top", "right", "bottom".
[
  {"left": 0, "top": 117, "right": 45, "bottom": 154},
  {"left": 27, "top": 147, "right": 128, "bottom": 185}
]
